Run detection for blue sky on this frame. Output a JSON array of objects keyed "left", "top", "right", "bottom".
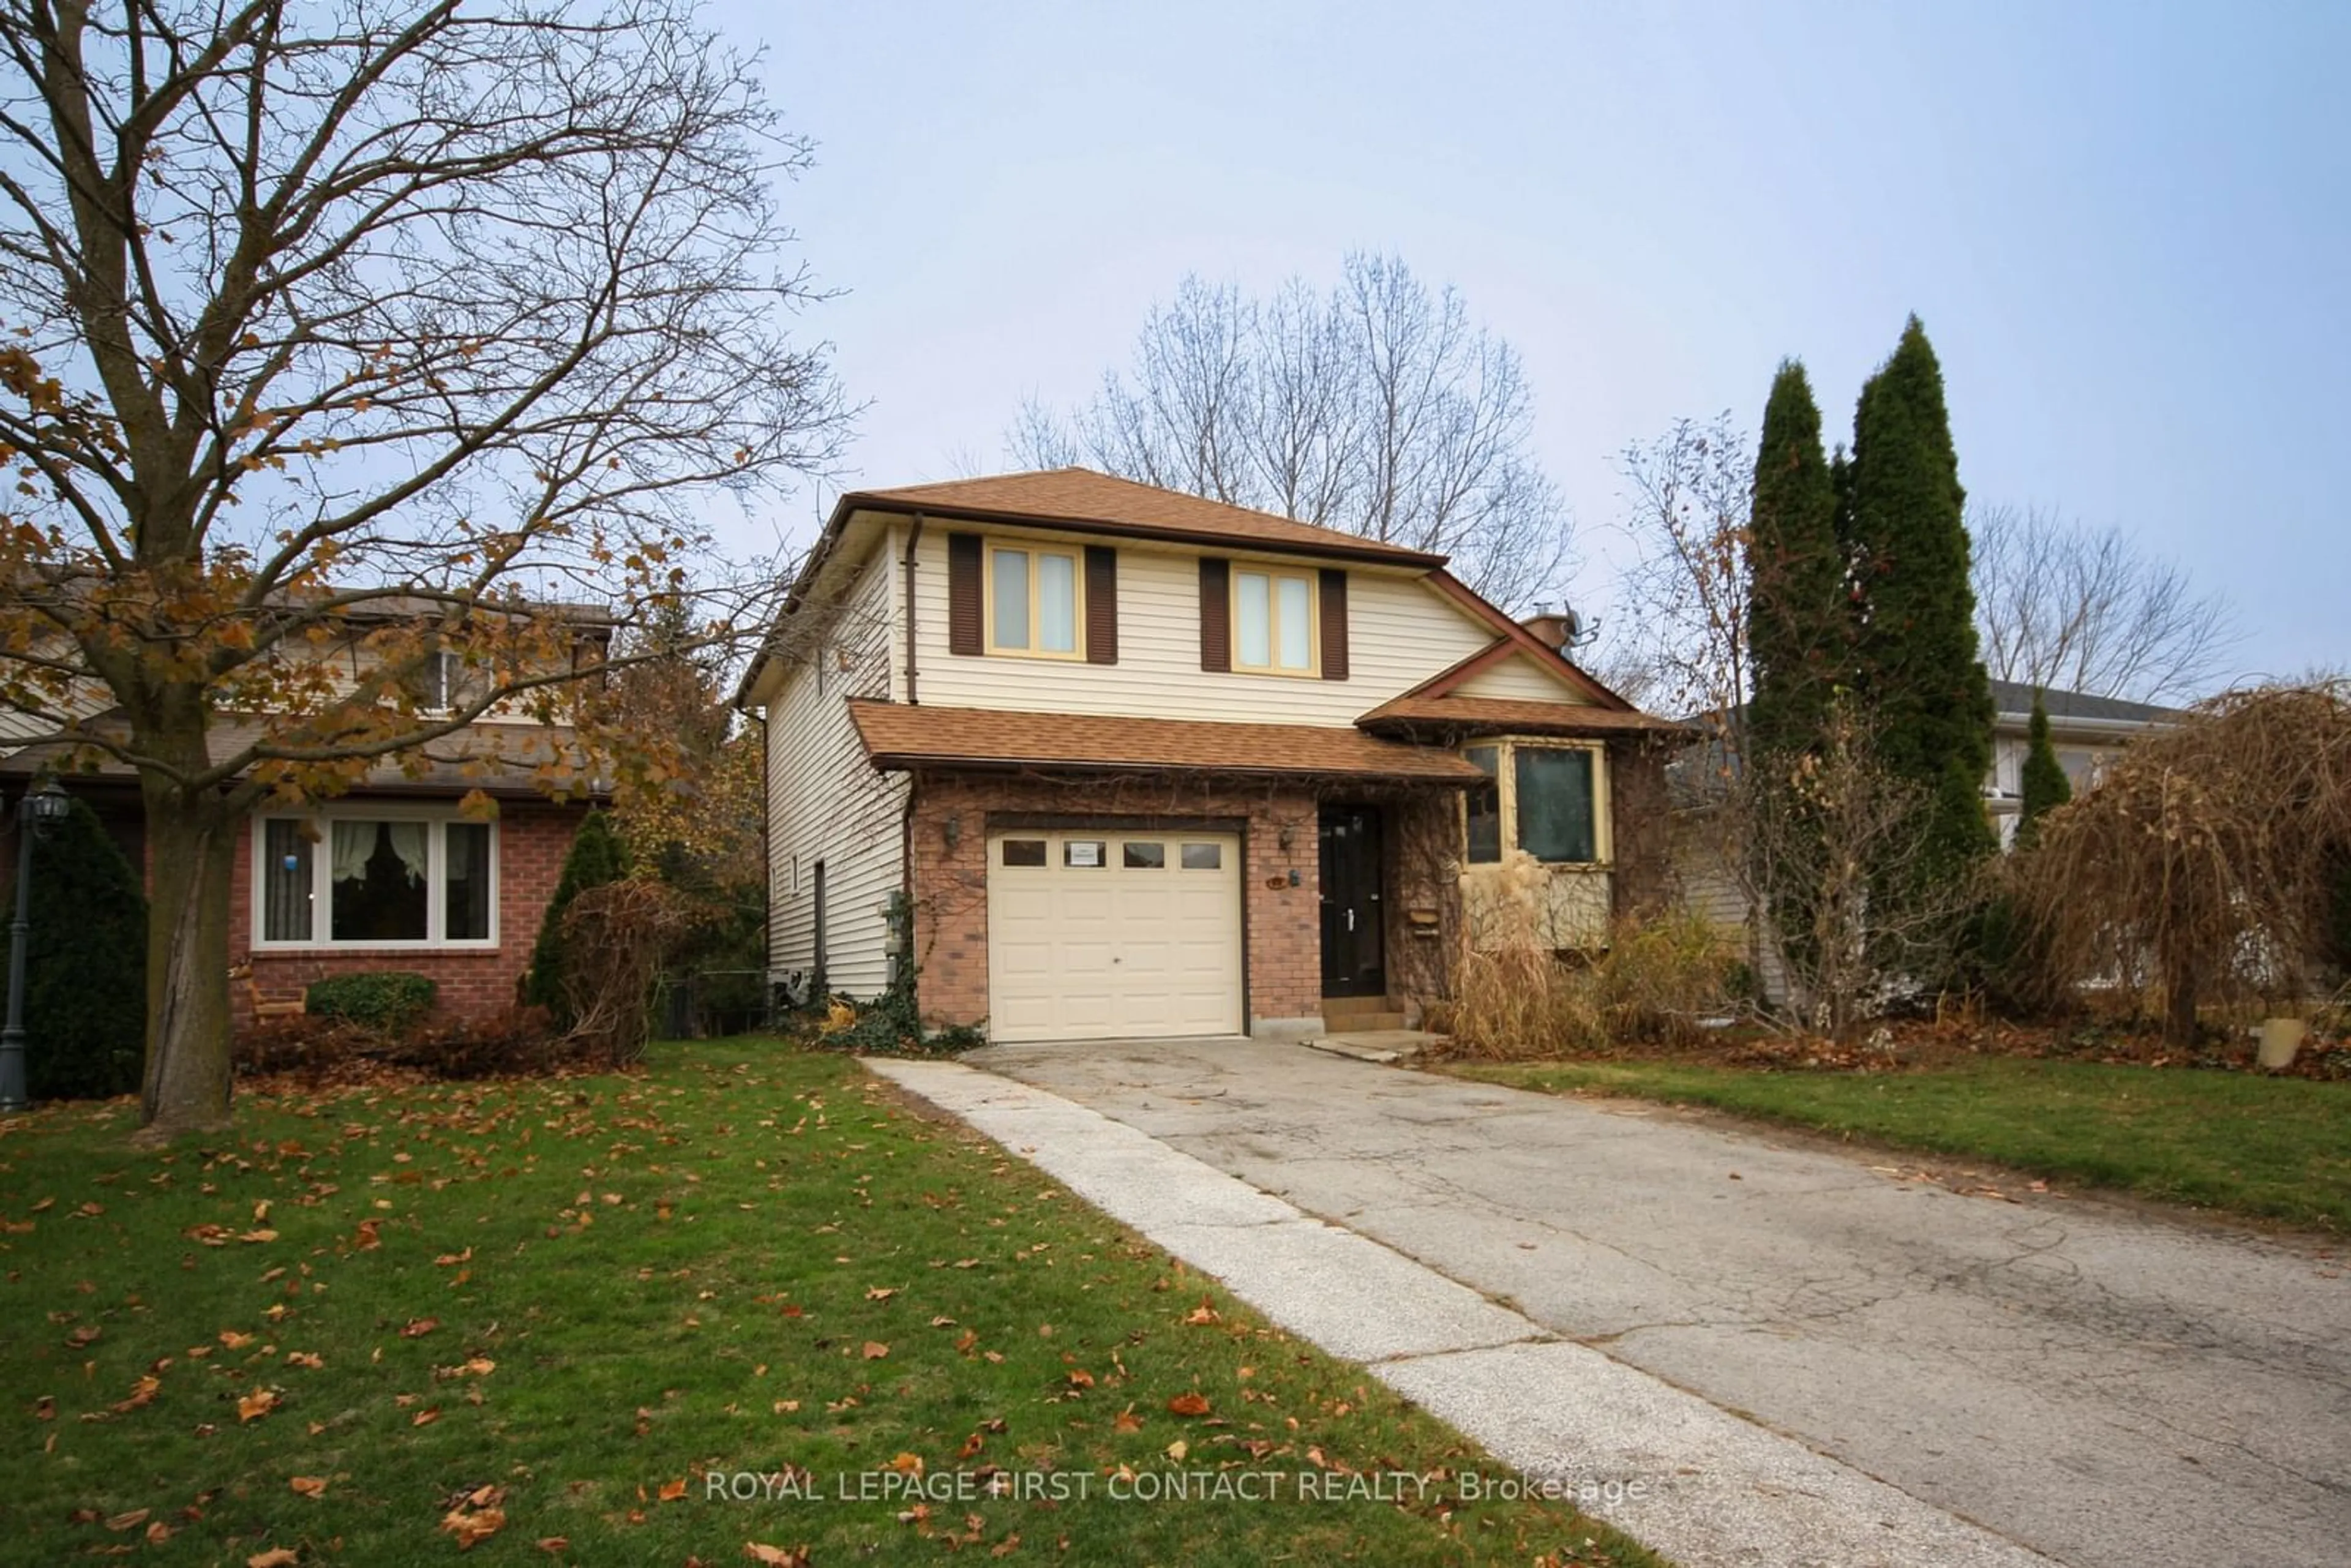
[{"left": 714, "top": 1, "right": 2348, "bottom": 682}]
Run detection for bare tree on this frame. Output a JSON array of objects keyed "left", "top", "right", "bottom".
[
  {"left": 1602, "top": 413, "right": 1753, "bottom": 730},
  {"left": 0, "top": 0, "right": 846, "bottom": 1135},
  {"left": 1970, "top": 503, "right": 2237, "bottom": 702},
  {"left": 1013, "top": 253, "right": 1570, "bottom": 606}
]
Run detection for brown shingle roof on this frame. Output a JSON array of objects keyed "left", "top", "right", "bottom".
[
  {"left": 847, "top": 700, "right": 1484, "bottom": 782},
  {"left": 1357, "top": 692, "right": 1690, "bottom": 738},
  {"left": 842, "top": 468, "right": 1445, "bottom": 568}
]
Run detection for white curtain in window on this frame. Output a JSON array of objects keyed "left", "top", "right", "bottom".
[
  {"left": 331, "top": 821, "right": 377, "bottom": 882},
  {"left": 1237, "top": 572, "right": 1271, "bottom": 667},
  {"left": 1277, "top": 576, "right": 1311, "bottom": 669},
  {"left": 1038, "top": 553, "right": 1076, "bottom": 653},
  {"left": 388, "top": 822, "right": 429, "bottom": 883}
]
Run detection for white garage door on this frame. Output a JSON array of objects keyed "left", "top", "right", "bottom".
[{"left": 986, "top": 830, "right": 1243, "bottom": 1043}]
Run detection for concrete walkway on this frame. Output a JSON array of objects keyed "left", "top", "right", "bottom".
[
  {"left": 869, "top": 1055, "right": 2056, "bottom": 1568},
  {"left": 876, "top": 1039, "right": 2351, "bottom": 1568}
]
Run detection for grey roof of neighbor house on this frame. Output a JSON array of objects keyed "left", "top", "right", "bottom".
[{"left": 1987, "top": 680, "right": 2184, "bottom": 726}]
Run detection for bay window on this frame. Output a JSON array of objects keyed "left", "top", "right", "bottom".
[
  {"left": 256, "top": 812, "right": 497, "bottom": 947},
  {"left": 1234, "top": 567, "right": 1315, "bottom": 673},
  {"left": 1458, "top": 739, "right": 1607, "bottom": 866}
]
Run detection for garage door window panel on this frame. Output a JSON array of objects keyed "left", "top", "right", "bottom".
[
  {"left": 1180, "top": 842, "right": 1222, "bottom": 870},
  {"left": 1002, "top": 839, "right": 1047, "bottom": 866},
  {"left": 1122, "top": 841, "right": 1166, "bottom": 869},
  {"left": 1063, "top": 839, "right": 1106, "bottom": 868}
]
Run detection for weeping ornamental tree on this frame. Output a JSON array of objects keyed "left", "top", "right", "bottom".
[
  {"left": 0, "top": 2, "right": 844, "bottom": 1136},
  {"left": 2015, "top": 682, "right": 2351, "bottom": 1043}
]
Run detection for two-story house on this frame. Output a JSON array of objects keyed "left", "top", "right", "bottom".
[
  {"left": 0, "top": 599, "right": 613, "bottom": 1031},
  {"left": 738, "top": 468, "right": 1681, "bottom": 1044}
]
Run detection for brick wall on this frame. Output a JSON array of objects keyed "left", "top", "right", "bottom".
[
  {"left": 230, "top": 798, "right": 586, "bottom": 1030},
  {"left": 1608, "top": 737, "right": 1675, "bottom": 922},
  {"left": 905, "top": 772, "right": 1330, "bottom": 1035}
]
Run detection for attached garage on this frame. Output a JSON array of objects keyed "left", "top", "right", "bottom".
[{"left": 986, "top": 828, "right": 1243, "bottom": 1043}]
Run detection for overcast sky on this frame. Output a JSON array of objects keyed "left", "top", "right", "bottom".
[{"left": 712, "top": 1, "right": 2347, "bottom": 685}]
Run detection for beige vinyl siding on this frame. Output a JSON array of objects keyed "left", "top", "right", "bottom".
[
  {"left": 763, "top": 544, "right": 907, "bottom": 998},
  {"left": 1454, "top": 650, "right": 1593, "bottom": 703},
  {"left": 912, "top": 538, "right": 1496, "bottom": 724}
]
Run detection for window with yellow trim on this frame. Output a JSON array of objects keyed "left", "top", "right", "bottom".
[
  {"left": 1233, "top": 567, "right": 1315, "bottom": 674},
  {"left": 985, "top": 544, "right": 1084, "bottom": 658},
  {"left": 1459, "top": 739, "right": 1609, "bottom": 866}
]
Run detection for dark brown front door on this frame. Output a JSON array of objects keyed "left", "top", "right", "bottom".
[{"left": 1318, "top": 806, "right": 1386, "bottom": 999}]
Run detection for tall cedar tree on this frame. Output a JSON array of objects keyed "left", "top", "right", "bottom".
[
  {"left": 2015, "top": 693, "right": 2072, "bottom": 849},
  {"left": 24, "top": 798, "right": 147, "bottom": 1101},
  {"left": 527, "top": 812, "right": 631, "bottom": 1026},
  {"left": 1845, "top": 318, "right": 1997, "bottom": 874},
  {"left": 1745, "top": 361, "right": 1846, "bottom": 760}
]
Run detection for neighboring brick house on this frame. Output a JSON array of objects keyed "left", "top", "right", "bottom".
[
  {"left": 0, "top": 656, "right": 605, "bottom": 1035},
  {"left": 737, "top": 467, "right": 1682, "bottom": 1043}
]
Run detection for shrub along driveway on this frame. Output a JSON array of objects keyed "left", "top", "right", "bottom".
[{"left": 963, "top": 1037, "right": 2351, "bottom": 1568}]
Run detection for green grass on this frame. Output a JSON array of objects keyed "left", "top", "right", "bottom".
[
  {"left": 1, "top": 1041, "right": 1662, "bottom": 1567},
  {"left": 1450, "top": 1056, "right": 2351, "bottom": 1232}
]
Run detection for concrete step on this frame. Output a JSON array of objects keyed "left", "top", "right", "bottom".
[
  {"left": 1321, "top": 1008, "right": 1408, "bottom": 1032},
  {"left": 1321, "top": 994, "right": 1399, "bottom": 1020}
]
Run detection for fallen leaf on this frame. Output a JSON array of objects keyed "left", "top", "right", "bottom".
[
  {"left": 1112, "top": 1405, "right": 1142, "bottom": 1433},
  {"left": 400, "top": 1318, "right": 439, "bottom": 1338},
  {"left": 247, "top": 1550, "right": 300, "bottom": 1567},
  {"left": 237, "top": 1389, "right": 279, "bottom": 1423},
  {"left": 440, "top": 1504, "right": 506, "bottom": 1549},
  {"left": 1166, "top": 1392, "right": 1210, "bottom": 1417},
  {"left": 744, "top": 1545, "right": 810, "bottom": 1567},
  {"left": 861, "top": 1341, "right": 889, "bottom": 1360},
  {"left": 219, "top": 1330, "right": 255, "bottom": 1349},
  {"left": 1182, "top": 1301, "right": 1218, "bottom": 1326},
  {"left": 411, "top": 1407, "right": 441, "bottom": 1427},
  {"left": 888, "top": 1452, "right": 924, "bottom": 1476},
  {"left": 285, "top": 1351, "right": 323, "bottom": 1370},
  {"left": 1065, "top": 1369, "right": 1095, "bottom": 1389},
  {"left": 535, "top": 1539, "right": 569, "bottom": 1556},
  {"left": 145, "top": 1520, "right": 174, "bottom": 1545},
  {"left": 290, "top": 1476, "right": 328, "bottom": 1499},
  {"left": 1165, "top": 1438, "right": 1188, "bottom": 1462},
  {"left": 864, "top": 1286, "right": 898, "bottom": 1302},
  {"left": 658, "top": 1478, "right": 688, "bottom": 1502},
  {"left": 103, "top": 1509, "right": 151, "bottom": 1532}
]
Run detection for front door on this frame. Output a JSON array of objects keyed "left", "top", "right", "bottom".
[{"left": 1318, "top": 806, "right": 1387, "bottom": 998}]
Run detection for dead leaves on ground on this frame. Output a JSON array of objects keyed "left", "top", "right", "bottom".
[{"left": 439, "top": 1484, "right": 506, "bottom": 1549}]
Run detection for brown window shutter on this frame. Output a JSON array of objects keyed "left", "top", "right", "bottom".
[
  {"left": 1198, "top": 557, "right": 1231, "bottom": 672},
  {"left": 1319, "top": 568, "right": 1349, "bottom": 680},
  {"left": 946, "top": 533, "right": 982, "bottom": 656},
  {"left": 1084, "top": 546, "right": 1117, "bottom": 664}
]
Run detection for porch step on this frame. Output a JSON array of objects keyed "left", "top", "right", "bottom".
[{"left": 1321, "top": 995, "right": 1408, "bottom": 1032}]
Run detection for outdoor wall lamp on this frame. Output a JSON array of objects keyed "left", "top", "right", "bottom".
[
  {"left": 0, "top": 779, "right": 73, "bottom": 1112},
  {"left": 1277, "top": 824, "right": 1294, "bottom": 852},
  {"left": 941, "top": 814, "right": 961, "bottom": 851}
]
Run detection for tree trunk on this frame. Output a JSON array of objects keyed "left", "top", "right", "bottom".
[
  {"left": 2163, "top": 947, "right": 2201, "bottom": 1048},
  {"left": 138, "top": 778, "right": 238, "bottom": 1138}
]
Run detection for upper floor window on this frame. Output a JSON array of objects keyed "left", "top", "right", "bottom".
[
  {"left": 1458, "top": 739, "right": 1607, "bottom": 866},
  {"left": 401, "top": 648, "right": 464, "bottom": 713},
  {"left": 1234, "top": 567, "right": 1315, "bottom": 675},
  {"left": 988, "top": 544, "right": 1083, "bottom": 658}
]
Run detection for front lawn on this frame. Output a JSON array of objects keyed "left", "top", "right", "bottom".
[
  {"left": 2, "top": 1041, "right": 1660, "bottom": 1566},
  {"left": 1449, "top": 1056, "right": 2351, "bottom": 1233}
]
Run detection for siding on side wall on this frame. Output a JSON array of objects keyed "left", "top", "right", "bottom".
[
  {"left": 1455, "top": 651, "right": 1594, "bottom": 703},
  {"left": 910, "top": 538, "right": 1497, "bottom": 725},
  {"left": 764, "top": 540, "right": 907, "bottom": 999}
]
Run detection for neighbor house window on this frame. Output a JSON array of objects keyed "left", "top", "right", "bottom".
[
  {"left": 1458, "top": 740, "right": 1607, "bottom": 866},
  {"left": 402, "top": 649, "right": 464, "bottom": 713},
  {"left": 1233, "top": 568, "right": 1315, "bottom": 673},
  {"left": 1463, "top": 746, "right": 1501, "bottom": 864},
  {"left": 987, "top": 544, "right": 1082, "bottom": 658},
  {"left": 255, "top": 813, "right": 498, "bottom": 947}
]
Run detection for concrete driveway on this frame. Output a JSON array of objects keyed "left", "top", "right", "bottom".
[{"left": 961, "top": 1037, "right": 2351, "bottom": 1568}]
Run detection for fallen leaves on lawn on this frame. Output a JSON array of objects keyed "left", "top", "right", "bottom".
[
  {"left": 247, "top": 1550, "right": 299, "bottom": 1567},
  {"left": 860, "top": 1341, "right": 889, "bottom": 1360},
  {"left": 1182, "top": 1300, "right": 1219, "bottom": 1326},
  {"left": 744, "top": 1545, "right": 810, "bottom": 1567},
  {"left": 441, "top": 1485, "right": 506, "bottom": 1550},
  {"left": 400, "top": 1317, "right": 439, "bottom": 1338},
  {"left": 1113, "top": 1405, "right": 1142, "bottom": 1433},
  {"left": 1166, "top": 1392, "right": 1211, "bottom": 1417},
  {"left": 289, "top": 1476, "right": 328, "bottom": 1499},
  {"left": 237, "top": 1389, "right": 279, "bottom": 1423},
  {"left": 658, "top": 1477, "right": 688, "bottom": 1502}
]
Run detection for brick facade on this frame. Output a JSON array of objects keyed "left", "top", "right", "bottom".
[
  {"left": 906, "top": 771, "right": 1382, "bottom": 1036},
  {"left": 229, "top": 798, "right": 586, "bottom": 1029},
  {"left": 1607, "top": 737, "right": 1675, "bottom": 923}
]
